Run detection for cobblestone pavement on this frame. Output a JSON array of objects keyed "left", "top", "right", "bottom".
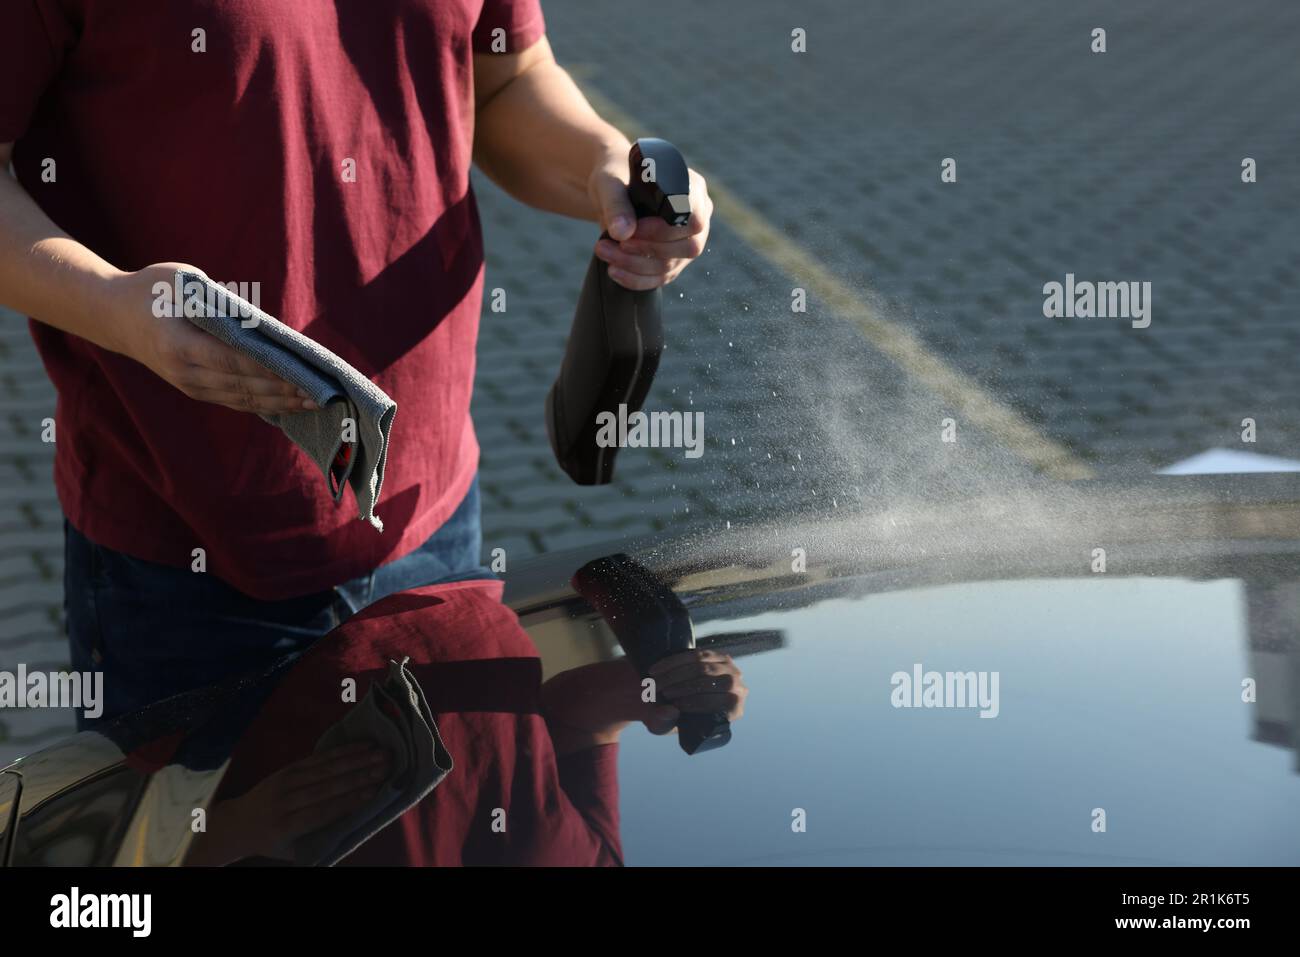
[
  {"left": 475, "top": 0, "right": 1300, "bottom": 552},
  {"left": 4, "top": 0, "right": 1299, "bottom": 760},
  {"left": 0, "top": 317, "right": 64, "bottom": 762}
]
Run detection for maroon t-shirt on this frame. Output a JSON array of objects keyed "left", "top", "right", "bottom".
[{"left": 0, "top": 0, "right": 545, "bottom": 598}]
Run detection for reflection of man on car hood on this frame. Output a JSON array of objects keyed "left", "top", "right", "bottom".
[{"left": 203, "top": 579, "right": 624, "bottom": 866}]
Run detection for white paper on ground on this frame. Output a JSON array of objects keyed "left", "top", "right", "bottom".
[{"left": 1157, "top": 447, "right": 1300, "bottom": 475}]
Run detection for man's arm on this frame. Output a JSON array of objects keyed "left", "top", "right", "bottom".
[
  {"left": 472, "top": 39, "right": 713, "bottom": 290},
  {"left": 539, "top": 651, "right": 747, "bottom": 756},
  {"left": 0, "top": 143, "right": 310, "bottom": 414},
  {"left": 472, "top": 39, "right": 627, "bottom": 226},
  {"left": 0, "top": 141, "right": 131, "bottom": 354}
]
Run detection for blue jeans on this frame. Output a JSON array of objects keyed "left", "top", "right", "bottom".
[{"left": 65, "top": 477, "right": 488, "bottom": 728}]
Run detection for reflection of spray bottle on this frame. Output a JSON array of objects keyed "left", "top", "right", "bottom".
[
  {"left": 572, "top": 553, "right": 731, "bottom": 755},
  {"left": 546, "top": 139, "right": 692, "bottom": 485}
]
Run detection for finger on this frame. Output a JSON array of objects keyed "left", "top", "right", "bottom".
[
  {"left": 187, "top": 389, "right": 318, "bottom": 414},
  {"left": 181, "top": 365, "right": 304, "bottom": 399},
  {"left": 660, "top": 671, "right": 737, "bottom": 697},
  {"left": 628, "top": 216, "right": 702, "bottom": 243},
  {"left": 606, "top": 267, "right": 667, "bottom": 291},
  {"left": 618, "top": 234, "right": 707, "bottom": 261},
  {"left": 661, "top": 263, "right": 690, "bottom": 286},
  {"left": 655, "top": 661, "right": 737, "bottom": 693},
  {"left": 283, "top": 785, "right": 382, "bottom": 835},
  {"left": 592, "top": 170, "right": 637, "bottom": 241},
  {"left": 282, "top": 766, "right": 389, "bottom": 815},
  {"left": 670, "top": 692, "right": 744, "bottom": 718},
  {"left": 281, "top": 747, "right": 389, "bottom": 792},
  {"left": 180, "top": 331, "right": 295, "bottom": 384},
  {"left": 281, "top": 759, "right": 390, "bottom": 811},
  {"left": 642, "top": 704, "right": 681, "bottom": 736},
  {"left": 649, "top": 649, "right": 729, "bottom": 677},
  {"left": 179, "top": 364, "right": 317, "bottom": 411},
  {"left": 647, "top": 650, "right": 733, "bottom": 681},
  {"left": 199, "top": 383, "right": 318, "bottom": 411},
  {"left": 594, "top": 240, "right": 674, "bottom": 278}
]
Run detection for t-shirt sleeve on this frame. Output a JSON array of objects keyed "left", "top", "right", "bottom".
[
  {"left": 471, "top": 0, "right": 546, "bottom": 55},
  {"left": 0, "top": 0, "right": 75, "bottom": 143}
]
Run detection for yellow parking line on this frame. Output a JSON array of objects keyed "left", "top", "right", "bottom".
[{"left": 574, "top": 78, "right": 1096, "bottom": 481}]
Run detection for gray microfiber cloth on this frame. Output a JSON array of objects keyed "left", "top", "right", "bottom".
[
  {"left": 294, "top": 657, "right": 453, "bottom": 866},
  {"left": 176, "top": 270, "right": 396, "bottom": 531}
]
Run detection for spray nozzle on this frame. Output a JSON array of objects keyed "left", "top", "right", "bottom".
[{"left": 628, "top": 138, "right": 691, "bottom": 226}]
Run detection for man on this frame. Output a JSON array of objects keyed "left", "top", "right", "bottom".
[{"left": 0, "top": 1, "right": 713, "bottom": 722}]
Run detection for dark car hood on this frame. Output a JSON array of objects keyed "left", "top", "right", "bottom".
[
  {"left": 508, "top": 474, "right": 1300, "bottom": 865},
  {"left": 4, "top": 474, "right": 1298, "bottom": 865}
]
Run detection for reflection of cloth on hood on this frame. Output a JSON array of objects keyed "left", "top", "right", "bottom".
[
  {"left": 214, "top": 578, "right": 622, "bottom": 866},
  {"left": 294, "top": 657, "right": 454, "bottom": 866}
]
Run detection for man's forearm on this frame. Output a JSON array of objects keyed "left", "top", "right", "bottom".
[
  {"left": 0, "top": 156, "right": 132, "bottom": 353},
  {"left": 545, "top": 716, "right": 622, "bottom": 758},
  {"left": 473, "top": 48, "right": 629, "bottom": 222}
]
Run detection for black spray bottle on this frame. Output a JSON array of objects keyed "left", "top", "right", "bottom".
[{"left": 546, "top": 138, "right": 691, "bottom": 485}]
